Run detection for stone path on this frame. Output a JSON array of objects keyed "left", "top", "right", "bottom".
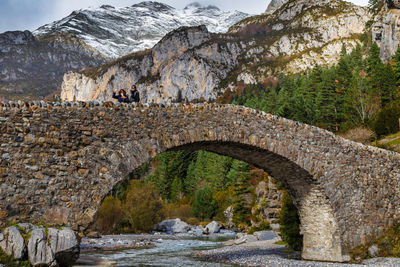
[{"left": 197, "top": 240, "right": 400, "bottom": 267}]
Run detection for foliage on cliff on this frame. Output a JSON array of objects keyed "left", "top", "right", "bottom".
[
  {"left": 351, "top": 222, "right": 400, "bottom": 260},
  {"left": 227, "top": 41, "right": 400, "bottom": 136}
]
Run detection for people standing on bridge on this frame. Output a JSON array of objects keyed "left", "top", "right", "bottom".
[
  {"left": 131, "top": 84, "right": 140, "bottom": 103},
  {"left": 112, "top": 89, "right": 132, "bottom": 103}
]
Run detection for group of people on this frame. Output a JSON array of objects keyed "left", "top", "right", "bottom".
[{"left": 112, "top": 85, "right": 140, "bottom": 103}]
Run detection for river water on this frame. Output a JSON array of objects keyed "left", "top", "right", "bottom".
[{"left": 83, "top": 238, "right": 234, "bottom": 266}]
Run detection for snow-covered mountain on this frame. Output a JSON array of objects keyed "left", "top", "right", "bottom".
[{"left": 34, "top": 1, "right": 250, "bottom": 59}]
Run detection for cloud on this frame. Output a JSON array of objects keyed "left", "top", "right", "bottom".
[{"left": 0, "top": 0, "right": 370, "bottom": 33}]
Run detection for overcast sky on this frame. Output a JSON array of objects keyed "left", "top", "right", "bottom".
[{"left": 0, "top": 0, "right": 369, "bottom": 33}]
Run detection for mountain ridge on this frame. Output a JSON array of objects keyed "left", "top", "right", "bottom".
[
  {"left": 33, "top": 1, "right": 250, "bottom": 59},
  {"left": 60, "top": 0, "right": 371, "bottom": 104}
]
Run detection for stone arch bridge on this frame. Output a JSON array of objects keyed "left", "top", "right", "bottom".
[{"left": 0, "top": 101, "right": 399, "bottom": 262}]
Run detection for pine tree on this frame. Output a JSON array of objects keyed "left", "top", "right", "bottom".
[
  {"left": 229, "top": 160, "right": 252, "bottom": 226},
  {"left": 315, "top": 68, "right": 337, "bottom": 131},
  {"left": 381, "top": 63, "right": 397, "bottom": 107},
  {"left": 192, "top": 185, "right": 218, "bottom": 220},
  {"left": 392, "top": 45, "right": 400, "bottom": 86}
]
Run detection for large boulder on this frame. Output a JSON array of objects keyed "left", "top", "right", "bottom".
[
  {"left": 203, "top": 221, "right": 220, "bottom": 234},
  {"left": 0, "top": 226, "right": 26, "bottom": 260},
  {"left": 253, "top": 231, "right": 276, "bottom": 241},
  {"left": 28, "top": 228, "right": 56, "bottom": 267},
  {"left": 156, "top": 218, "right": 190, "bottom": 233},
  {"left": 48, "top": 228, "right": 80, "bottom": 267}
]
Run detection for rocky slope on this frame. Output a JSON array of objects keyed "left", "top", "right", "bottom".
[
  {"left": 61, "top": 0, "right": 371, "bottom": 104},
  {"left": 0, "top": 2, "right": 248, "bottom": 100},
  {"left": 34, "top": 1, "right": 250, "bottom": 59},
  {"left": 0, "top": 31, "right": 106, "bottom": 100},
  {"left": 372, "top": 0, "right": 400, "bottom": 60}
]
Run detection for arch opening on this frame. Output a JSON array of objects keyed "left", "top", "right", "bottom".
[{"left": 90, "top": 141, "right": 349, "bottom": 262}]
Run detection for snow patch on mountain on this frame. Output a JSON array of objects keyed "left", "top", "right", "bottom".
[{"left": 33, "top": 1, "right": 250, "bottom": 59}]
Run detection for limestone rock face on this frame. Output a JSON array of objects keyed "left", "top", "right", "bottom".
[
  {"left": 48, "top": 228, "right": 80, "bottom": 267},
  {"left": 0, "top": 225, "right": 80, "bottom": 267},
  {"left": 224, "top": 206, "right": 234, "bottom": 228},
  {"left": 28, "top": 228, "right": 56, "bottom": 267},
  {"left": 0, "top": 226, "right": 26, "bottom": 260},
  {"left": 61, "top": 26, "right": 242, "bottom": 104},
  {"left": 156, "top": 218, "right": 190, "bottom": 233},
  {"left": 252, "top": 177, "right": 282, "bottom": 224},
  {"left": 372, "top": 8, "right": 400, "bottom": 61},
  {"left": 265, "top": 0, "right": 289, "bottom": 15}
]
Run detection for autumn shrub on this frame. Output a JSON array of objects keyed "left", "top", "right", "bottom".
[
  {"left": 279, "top": 192, "right": 303, "bottom": 251},
  {"left": 123, "top": 181, "right": 165, "bottom": 233},
  {"left": 341, "top": 127, "right": 376, "bottom": 144},
  {"left": 163, "top": 203, "right": 193, "bottom": 222},
  {"left": 92, "top": 196, "right": 123, "bottom": 234},
  {"left": 186, "top": 217, "right": 200, "bottom": 226}
]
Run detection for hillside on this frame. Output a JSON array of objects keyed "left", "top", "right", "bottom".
[
  {"left": 60, "top": 0, "right": 371, "bottom": 104},
  {"left": 0, "top": 31, "right": 106, "bottom": 100}
]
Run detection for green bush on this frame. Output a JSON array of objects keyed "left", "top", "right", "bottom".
[
  {"left": 0, "top": 248, "right": 31, "bottom": 267},
  {"left": 279, "top": 192, "right": 303, "bottom": 251},
  {"left": 374, "top": 102, "right": 400, "bottom": 138},
  {"left": 192, "top": 185, "right": 218, "bottom": 220},
  {"left": 247, "top": 222, "right": 272, "bottom": 234},
  {"left": 122, "top": 181, "right": 165, "bottom": 233}
]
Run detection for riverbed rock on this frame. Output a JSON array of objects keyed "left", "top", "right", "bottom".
[
  {"left": 253, "top": 231, "right": 276, "bottom": 241},
  {"left": 188, "top": 226, "right": 204, "bottom": 236},
  {"left": 156, "top": 218, "right": 190, "bottom": 234},
  {"left": 203, "top": 221, "right": 220, "bottom": 234},
  {"left": 48, "top": 227, "right": 80, "bottom": 266},
  {"left": 0, "top": 226, "right": 26, "bottom": 260},
  {"left": 86, "top": 231, "right": 101, "bottom": 238},
  {"left": 368, "top": 245, "right": 379, "bottom": 257},
  {"left": 28, "top": 228, "right": 56, "bottom": 267}
]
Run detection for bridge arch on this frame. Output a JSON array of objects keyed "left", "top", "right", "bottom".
[{"left": 0, "top": 102, "right": 400, "bottom": 262}]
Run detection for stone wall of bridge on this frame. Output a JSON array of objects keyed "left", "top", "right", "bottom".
[{"left": 0, "top": 101, "right": 400, "bottom": 262}]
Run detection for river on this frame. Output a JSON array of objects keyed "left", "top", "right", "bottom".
[{"left": 81, "top": 237, "right": 234, "bottom": 266}]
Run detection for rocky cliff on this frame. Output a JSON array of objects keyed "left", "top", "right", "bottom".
[
  {"left": 61, "top": 0, "right": 371, "bottom": 104},
  {"left": 61, "top": 26, "right": 243, "bottom": 103},
  {"left": 372, "top": 0, "right": 400, "bottom": 60}
]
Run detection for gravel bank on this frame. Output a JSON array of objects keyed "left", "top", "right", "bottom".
[{"left": 196, "top": 240, "right": 400, "bottom": 267}]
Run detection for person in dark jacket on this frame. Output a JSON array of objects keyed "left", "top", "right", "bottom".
[
  {"left": 131, "top": 85, "right": 140, "bottom": 103},
  {"left": 112, "top": 89, "right": 131, "bottom": 103}
]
